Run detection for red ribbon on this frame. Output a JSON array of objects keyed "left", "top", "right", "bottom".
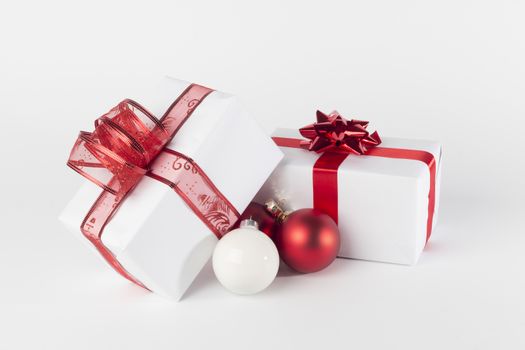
[
  {"left": 67, "top": 84, "right": 240, "bottom": 288},
  {"left": 272, "top": 111, "right": 436, "bottom": 243}
]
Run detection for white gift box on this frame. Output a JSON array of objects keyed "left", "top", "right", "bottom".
[
  {"left": 254, "top": 128, "right": 442, "bottom": 265},
  {"left": 59, "top": 77, "right": 283, "bottom": 300}
]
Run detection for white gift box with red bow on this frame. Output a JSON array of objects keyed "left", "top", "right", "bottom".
[
  {"left": 60, "top": 77, "right": 283, "bottom": 300},
  {"left": 255, "top": 127, "right": 442, "bottom": 265}
]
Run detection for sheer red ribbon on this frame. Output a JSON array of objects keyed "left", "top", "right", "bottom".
[
  {"left": 67, "top": 84, "right": 240, "bottom": 288},
  {"left": 272, "top": 118, "right": 436, "bottom": 243}
]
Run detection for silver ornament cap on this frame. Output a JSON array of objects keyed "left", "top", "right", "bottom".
[{"left": 239, "top": 218, "right": 259, "bottom": 230}]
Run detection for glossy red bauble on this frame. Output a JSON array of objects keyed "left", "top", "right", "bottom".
[
  {"left": 276, "top": 208, "right": 340, "bottom": 273},
  {"left": 234, "top": 202, "right": 278, "bottom": 239}
]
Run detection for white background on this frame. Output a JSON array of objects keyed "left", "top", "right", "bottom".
[{"left": 1, "top": 1, "right": 524, "bottom": 349}]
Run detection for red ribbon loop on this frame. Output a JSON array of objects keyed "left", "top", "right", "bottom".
[{"left": 68, "top": 100, "right": 165, "bottom": 198}]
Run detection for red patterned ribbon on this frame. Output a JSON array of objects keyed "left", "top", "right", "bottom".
[
  {"left": 272, "top": 135, "right": 436, "bottom": 243},
  {"left": 67, "top": 84, "right": 240, "bottom": 288}
]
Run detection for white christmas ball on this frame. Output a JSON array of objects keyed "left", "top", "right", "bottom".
[{"left": 212, "top": 220, "right": 279, "bottom": 295}]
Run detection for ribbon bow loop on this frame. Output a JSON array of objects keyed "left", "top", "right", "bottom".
[
  {"left": 299, "top": 110, "right": 381, "bottom": 154},
  {"left": 67, "top": 100, "right": 167, "bottom": 199}
]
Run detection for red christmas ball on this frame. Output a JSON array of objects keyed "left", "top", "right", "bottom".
[
  {"left": 234, "top": 202, "right": 278, "bottom": 239},
  {"left": 276, "top": 208, "right": 340, "bottom": 273}
]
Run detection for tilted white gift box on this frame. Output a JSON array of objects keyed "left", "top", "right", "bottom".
[
  {"left": 254, "top": 128, "right": 442, "bottom": 265},
  {"left": 60, "top": 77, "right": 283, "bottom": 300}
]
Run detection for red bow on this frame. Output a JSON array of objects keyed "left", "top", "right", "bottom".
[
  {"left": 68, "top": 100, "right": 167, "bottom": 200},
  {"left": 299, "top": 110, "right": 381, "bottom": 154}
]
